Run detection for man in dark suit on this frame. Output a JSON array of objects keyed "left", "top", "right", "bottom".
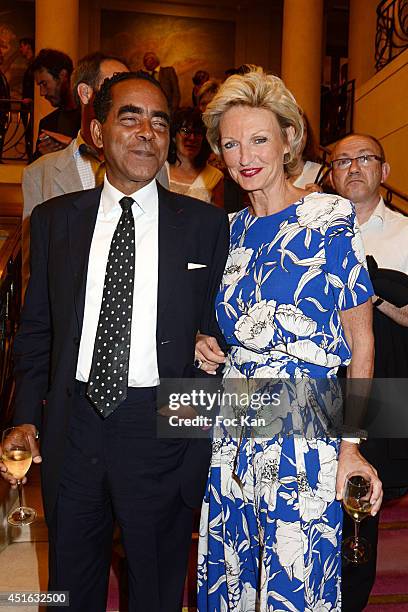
[
  {"left": 2, "top": 72, "right": 228, "bottom": 611},
  {"left": 143, "top": 51, "right": 180, "bottom": 112},
  {"left": 32, "top": 48, "right": 81, "bottom": 157}
]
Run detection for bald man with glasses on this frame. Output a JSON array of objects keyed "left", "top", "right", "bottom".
[
  {"left": 330, "top": 134, "right": 408, "bottom": 323},
  {"left": 330, "top": 133, "right": 408, "bottom": 611}
]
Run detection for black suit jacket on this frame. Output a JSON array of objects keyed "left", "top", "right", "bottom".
[{"left": 13, "top": 182, "right": 229, "bottom": 520}]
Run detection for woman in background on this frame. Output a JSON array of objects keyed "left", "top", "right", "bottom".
[
  {"left": 168, "top": 107, "right": 223, "bottom": 205},
  {"left": 289, "top": 112, "right": 323, "bottom": 192}
]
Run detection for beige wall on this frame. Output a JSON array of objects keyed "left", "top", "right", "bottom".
[
  {"left": 353, "top": 49, "right": 408, "bottom": 200},
  {"left": 348, "top": 0, "right": 378, "bottom": 88}
]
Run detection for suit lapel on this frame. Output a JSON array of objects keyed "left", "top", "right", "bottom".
[
  {"left": 54, "top": 141, "right": 83, "bottom": 194},
  {"left": 67, "top": 186, "right": 102, "bottom": 332},
  {"left": 157, "top": 184, "right": 185, "bottom": 336}
]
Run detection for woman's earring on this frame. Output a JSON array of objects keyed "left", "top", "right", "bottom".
[{"left": 283, "top": 153, "right": 290, "bottom": 165}]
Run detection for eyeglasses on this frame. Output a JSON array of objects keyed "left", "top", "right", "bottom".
[
  {"left": 178, "top": 127, "right": 204, "bottom": 138},
  {"left": 331, "top": 154, "right": 384, "bottom": 170}
]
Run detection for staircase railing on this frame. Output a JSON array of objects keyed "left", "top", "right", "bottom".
[
  {"left": 0, "top": 99, "right": 33, "bottom": 162},
  {"left": 382, "top": 181, "right": 408, "bottom": 215},
  {"left": 375, "top": 0, "right": 408, "bottom": 71},
  {"left": 0, "top": 222, "right": 21, "bottom": 430}
]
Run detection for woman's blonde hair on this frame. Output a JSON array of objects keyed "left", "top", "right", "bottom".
[{"left": 203, "top": 70, "right": 304, "bottom": 175}]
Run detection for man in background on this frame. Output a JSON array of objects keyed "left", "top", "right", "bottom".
[
  {"left": 330, "top": 133, "right": 408, "bottom": 612},
  {"left": 21, "top": 52, "right": 129, "bottom": 295},
  {"left": 19, "top": 37, "right": 35, "bottom": 161},
  {"left": 32, "top": 48, "right": 80, "bottom": 157},
  {"left": 143, "top": 51, "right": 180, "bottom": 112}
]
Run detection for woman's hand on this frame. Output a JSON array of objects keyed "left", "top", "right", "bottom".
[
  {"left": 0, "top": 424, "right": 42, "bottom": 489},
  {"left": 336, "top": 441, "right": 383, "bottom": 516},
  {"left": 304, "top": 182, "right": 323, "bottom": 193},
  {"left": 195, "top": 334, "right": 226, "bottom": 375}
]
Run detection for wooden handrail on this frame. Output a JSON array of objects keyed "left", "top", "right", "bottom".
[
  {"left": 381, "top": 182, "right": 408, "bottom": 216},
  {"left": 0, "top": 220, "right": 21, "bottom": 282},
  {"left": 382, "top": 182, "right": 408, "bottom": 204}
]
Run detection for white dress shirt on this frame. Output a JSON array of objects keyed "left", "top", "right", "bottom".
[
  {"left": 360, "top": 197, "right": 408, "bottom": 274},
  {"left": 76, "top": 176, "right": 159, "bottom": 387}
]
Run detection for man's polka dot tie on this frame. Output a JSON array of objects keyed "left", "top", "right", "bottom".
[{"left": 86, "top": 196, "right": 135, "bottom": 417}]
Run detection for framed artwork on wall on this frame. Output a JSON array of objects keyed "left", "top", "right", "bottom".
[
  {"left": 100, "top": 10, "right": 235, "bottom": 106},
  {"left": 0, "top": 0, "right": 35, "bottom": 98}
]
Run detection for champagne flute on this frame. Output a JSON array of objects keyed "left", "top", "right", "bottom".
[
  {"left": 342, "top": 471, "right": 373, "bottom": 564},
  {"left": 1, "top": 427, "right": 36, "bottom": 526}
]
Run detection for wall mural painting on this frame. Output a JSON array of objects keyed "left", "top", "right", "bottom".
[
  {"left": 100, "top": 10, "right": 236, "bottom": 107},
  {"left": 0, "top": 1, "right": 35, "bottom": 98}
]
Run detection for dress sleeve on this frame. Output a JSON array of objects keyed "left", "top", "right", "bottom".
[{"left": 323, "top": 203, "right": 374, "bottom": 310}]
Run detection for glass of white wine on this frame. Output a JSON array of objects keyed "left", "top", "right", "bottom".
[
  {"left": 1, "top": 427, "right": 36, "bottom": 526},
  {"left": 342, "top": 471, "right": 373, "bottom": 564}
]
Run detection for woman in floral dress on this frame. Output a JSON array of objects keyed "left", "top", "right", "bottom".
[{"left": 195, "top": 71, "right": 383, "bottom": 611}]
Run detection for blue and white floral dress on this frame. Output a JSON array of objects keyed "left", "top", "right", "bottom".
[{"left": 197, "top": 193, "right": 374, "bottom": 611}]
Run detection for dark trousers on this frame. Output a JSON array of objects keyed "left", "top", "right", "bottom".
[
  {"left": 341, "top": 438, "right": 408, "bottom": 610},
  {"left": 341, "top": 511, "right": 379, "bottom": 611},
  {"left": 47, "top": 383, "right": 193, "bottom": 612}
]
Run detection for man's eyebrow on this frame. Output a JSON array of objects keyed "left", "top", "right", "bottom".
[
  {"left": 118, "top": 104, "right": 143, "bottom": 116},
  {"left": 152, "top": 110, "right": 170, "bottom": 124}
]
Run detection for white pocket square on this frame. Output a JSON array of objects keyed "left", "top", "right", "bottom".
[{"left": 187, "top": 262, "right": 207, "bottom": 270}]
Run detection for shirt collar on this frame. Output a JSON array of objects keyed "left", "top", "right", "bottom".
[
  {"left": 102, "top": 175, "right": 158, "bottom": 219},
  {"left": 366, "top": 197, "right": 385, "bottom": 225}
]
